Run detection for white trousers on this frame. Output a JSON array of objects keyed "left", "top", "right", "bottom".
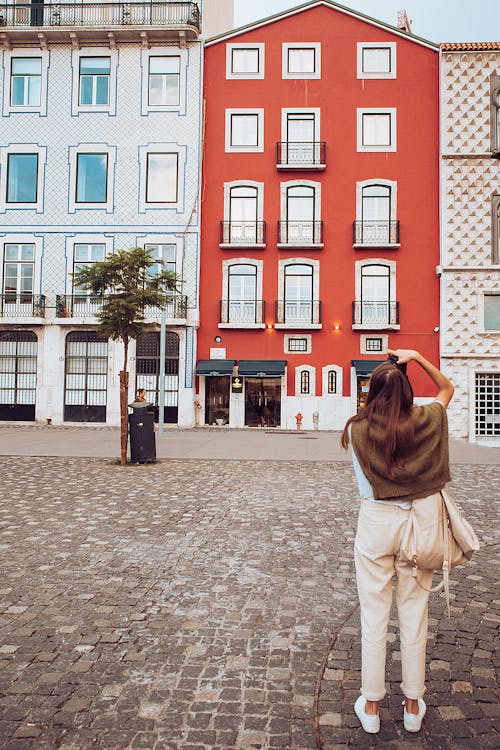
[{"left": 354, "top": 498, "right": 435, "bottom": 701}]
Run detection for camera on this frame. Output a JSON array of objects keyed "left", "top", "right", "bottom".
[{"left": 388, "top": 353, "right": 407, "bottom": 374}]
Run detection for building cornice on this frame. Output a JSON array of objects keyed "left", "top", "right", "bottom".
[
  {"left": 441, "top": 42, "right": 500, "bottom": 51},
  {"left": 206, "top": 0, "right": 438, "bottom": 51}
]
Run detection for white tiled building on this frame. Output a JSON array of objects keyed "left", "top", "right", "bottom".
[
  {"left": 0, "top": 2, "right": 207, "bottom": 426},
  {"left": 440, "top": 43, "right": 500, "bottom": 443}
]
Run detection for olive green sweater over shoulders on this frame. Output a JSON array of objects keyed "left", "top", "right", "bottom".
[{"left": 350, "top": 401, "right": 451, "bottom": 502}]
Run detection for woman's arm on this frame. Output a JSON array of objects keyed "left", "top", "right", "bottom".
[{"left": 387, "top": 348, "right": 455, "bottom": 407}]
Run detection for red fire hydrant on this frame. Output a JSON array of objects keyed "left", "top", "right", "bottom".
[{"left": 295, "top": 412, "right": 303, "bottom": 432}]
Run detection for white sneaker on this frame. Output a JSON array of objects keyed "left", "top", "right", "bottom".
[
  {"left": 354, "top": 695, "right": 380, "bottom": 734},
  {"left": 403, "top": 698, "right": 426, "bottom": 732}
]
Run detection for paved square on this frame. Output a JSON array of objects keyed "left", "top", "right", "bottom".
[{"left": 0, "top": 455, "right": 498, "bottom": 749}]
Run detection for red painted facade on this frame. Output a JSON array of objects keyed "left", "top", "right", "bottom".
[{"left": 198, "top": 2, "right": 440, "bottom": 428}]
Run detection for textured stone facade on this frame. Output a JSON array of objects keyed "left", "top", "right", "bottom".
[{"left": 440, "top": 47, "right": 500, "bottom": 441}]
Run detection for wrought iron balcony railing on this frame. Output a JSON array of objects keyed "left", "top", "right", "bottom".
[
  {"left": 56, "top": 294, "right": 188, "bottom": 319},
  {"left": 352, "top": 300, "right": 400, "bottom": 326},
  {"left": 275, "top": 300, "right": 322, "bottom": 326},
  {"left": 276, "top": 141, "right": 326, "bottom": 169},
  {"left": 0, "top": 294, "right": 45, "bottom": 317},
  {"left": 353, "top": 220, "right": 400, "bottom": 246},
  {"left": 0, "top": 1, "right": 200, "bottom": 30},
  {"left": 219, "top": 300, "right": 265, "bottom": 325},
  {"left": 219, "top": 221, "right": 266, "bottom": 247},
  {"left": 278, "top": 220, "right": 324, "bottom": 247}
]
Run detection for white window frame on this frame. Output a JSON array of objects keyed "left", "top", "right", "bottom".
[
  {"left": 354, "top": 257, "right": 399, "bottom": 330},
  {"left": 141, "top": 47, "right": 187, "bottom": 115},
  {"left": 221, "top": 180, "right": 265, "bottom": 248},
  {"left": 357, "top": 108, "right": 397, "bottom": 153},
  {"left": 360, "top": 334, "right": 388, "bottom": 355},
  {"left": 220, "top": 258, "right": 264, "bottom": 329},
  {"left": 322, "top": 364, "right": 343, "bottom": 396},
  {"left": 355, "top": 178, "right": 399, "bottom": 247},
  {"left": 284, "top": 334, "right": 312, "bottom": 354},
  {"left": 138, "top": 144, "right": 186, "bottom": 214},
  {"left": 68, "top": 144, "right": 116, "bottom": 214},
  {"left": 225, "top": 108, "right": 264, "bottom": 153},
  {"left": 276, "top": 257, "right": 321, "bottom": 330},
  {"left": 3, "top": 50, "right": 49, "bottom": 116},
  {"left": 0, "top": 144, "right": 46, "bottom": 214},
  {"left": 281, "top": 108, "right": 321, "bottom": 143},
  {"left": 64, "top": 234, "right": 113, "bottom": 294},
  {"left": 1, "top": 234, "right": 43, "bottom": 298},
  {"left": 357, "top": 42, "right": 396, "bottom": 79},
  {"left": 226, "top": 43, "right": 265, "bottom": 80},
  {"left": 296, "top": 365, "right": 315, "bottom": 396},
  {"left": 478, "top": 290, "right": 500, "bottom": 333},
  {"left": 282, "top": 43, "right": 321, "bottom": 80},
  {"left": 71, "top": 48, "right": 118, "bottom": 116}
]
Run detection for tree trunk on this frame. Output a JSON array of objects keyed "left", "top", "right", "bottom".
[
  {"left": 119, "top": 369, "right": 129, "bottom": 466},
  {"left": 119, "top": 336, "right": 129, "bottom": 466}
]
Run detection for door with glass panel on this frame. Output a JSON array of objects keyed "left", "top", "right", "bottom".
[
  {"left": 228, "top": 186, "right": 259, "bottom": 244},
  {"left": 72, "top": 243, "right": 105, "bottom": 316},
  {"left": 360, "top": 264, "right": 391, "bottom": 325},
  {"left": 228, "top": 264, "right": 257, "bottom": 323},
  {"left": 2, "top": 243, "right": 34, "bottom": 316},
  {"left": 286, "top": 113, "right": 316, "bottom": 165},
  {"left": 285, "top": 185, "right": 316, "bottom": 244},
  {"left": 361, "top": 185, "right": 391, "bottom": 244},
  {"left": 64, "top": 331, "right": 108, "bottom": 422},
  {"left": 284, "top": 264, "right": 313, "bottom": 324},
  {"left": 0, "top": 331, "right": 37, "bottom": 421},
  {"left": 135, "top": 331, "right": 179, "bottom": 423}
]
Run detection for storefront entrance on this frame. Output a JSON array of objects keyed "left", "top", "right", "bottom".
[
  {"left": 0, "top": 330, "right": 37, "bottom": 421},
  {"left": 357, "top": 376, "right": 370, "bottom": 409},
  {"left": 205, "top": 376, "right": 230, "bottom": 425},
  {"left": 245, "top": 377, "right": 281, "bottom": 427},
  {"left": 135, "top": 331, "right": 179, "bottom": 423}
]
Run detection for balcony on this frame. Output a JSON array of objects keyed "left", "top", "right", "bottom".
[
  {"left": 353, "top": 221, "right": 400, "bottom": 248},
  {"left": 219, "top": 221, "right": 266, "bottom": 249},
  {"left": 0, "top": 2, "right": 201, "bottom": 45},
  {"left": 276, "top": 142, "right": 326, "bottom": 170},
  {"left": 56, "top": 294, "right": 188, "bottom": 322},
  {"left": 0, "top": 294, "right": 45, "bottom": 321},
  {"left": 277, "top": 220, "right": 324, "bottom": 249},
  {"left": 219, "top": 300, "right": 265, "bottom": 328},
  {"left": 352, "top": 300, "right": 400, "bottom": 329},
  {"left": 274, "top": 300, "right": 322, "bottom": 329}
]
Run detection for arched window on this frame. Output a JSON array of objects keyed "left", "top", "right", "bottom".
[
  {"left": 64, "top": 330, "right": 108, "bottom": 422},
  {"left": 300, "top": 370, "right": 310, "bottom": 394},
  {"left": 0, "top": 330, "right": 37, "bottom": 421},
  {"left": 229, "top": 185, "right": 258, "bottom": 244},
  {"left": 284, "top": 263, "right": 313, "bottom": 323},
  {"left": 284, "top": 184, "right": 316, "bottom": 244},
  {"left": 327, "top": 369, "right": 337, "bottom": 394},
  {"left": 361, "top": 263, "right": 391, "bottom": 325},
  {"left": 228, "top": 263, "right": 257, "bottom": 323}
]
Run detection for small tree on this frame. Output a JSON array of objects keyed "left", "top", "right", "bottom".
[{"left": 73, "top": 247, "right": 180, "bottom": 465}]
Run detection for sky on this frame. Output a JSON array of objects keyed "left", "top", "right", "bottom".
[{"left": 233, "top": 0, "right": 500, "bottom": 44}]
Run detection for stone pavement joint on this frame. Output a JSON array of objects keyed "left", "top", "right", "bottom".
[{"left": 0, "top": 455, "right": 498, "bottom": 749}]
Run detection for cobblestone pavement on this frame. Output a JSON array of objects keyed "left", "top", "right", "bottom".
[{"left": 0, "top": 457, "right": 498, "bottom": 750}]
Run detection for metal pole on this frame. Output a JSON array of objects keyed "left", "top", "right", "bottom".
[{"left": 158, "top": 308, "right": 166, "bottom": 437}]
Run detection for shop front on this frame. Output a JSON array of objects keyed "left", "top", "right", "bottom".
[
  {"left": 196, "top": 359, "right": 286, "bottom": 428},
  {"left": 352, "top": 359, "right": 384, "bottom": 409}
]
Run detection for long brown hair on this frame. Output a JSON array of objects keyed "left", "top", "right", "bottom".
[{"left": 341, "top": 361, "right": 415, "bottom": 477}]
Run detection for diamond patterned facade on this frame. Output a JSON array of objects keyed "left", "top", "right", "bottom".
[{"left": 440, "top": 48, "right": 500, "bottom": 441}]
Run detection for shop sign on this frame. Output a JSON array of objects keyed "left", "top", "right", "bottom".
[{"left": 231, "top": 376, "right": 243, "bottom": 393}]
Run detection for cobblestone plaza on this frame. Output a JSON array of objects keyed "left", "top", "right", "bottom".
[{"left": 0, "top": 436, "right": 498, "bottom": 749}]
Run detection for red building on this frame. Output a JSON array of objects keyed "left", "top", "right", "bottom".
[{"left": 197, "top": 0, "right": 440, "bottom": 429}]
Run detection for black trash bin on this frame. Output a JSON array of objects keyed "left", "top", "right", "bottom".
[{"left": 128, "top": 403, "right": 156, "bottom": 463}]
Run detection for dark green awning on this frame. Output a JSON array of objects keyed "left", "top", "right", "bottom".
[
  {"left": 238, "top": 360, "right": 287, "bottom": 377},
  {"left": 352, "top": 359, "right": 385, "bottom": 376},
  {"left": 196, "top": 359, "right": 235, "bottom": 376}
]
